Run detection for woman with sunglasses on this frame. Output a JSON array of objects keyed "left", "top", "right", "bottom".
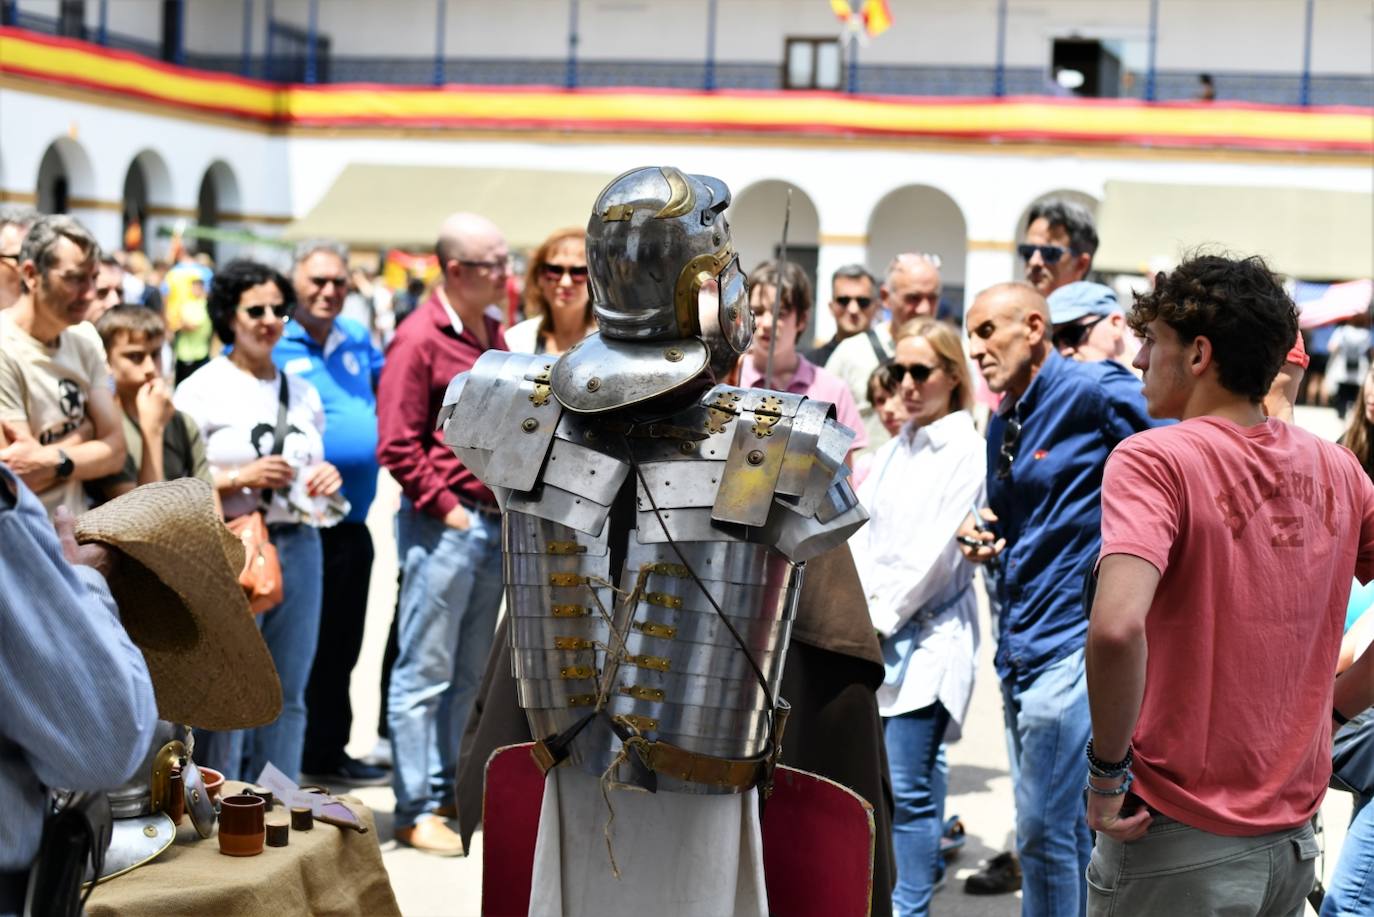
[
  {"left": 174, "top": 258, "right": 342, "bottom": 783},
  {"left": 505, "top": 227, "right": 595, "bottom": 355},
  {"left": 851, "top": 317, "right": 985, "bottom": 917}
]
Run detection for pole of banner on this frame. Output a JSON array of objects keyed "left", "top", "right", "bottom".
[
  {"left": 1299, "top": 0, "right": 1315, "bottom": 106},
  {"left": 241, "top": 0, "right": 252, "bottom": 77},
  {"left": 1145, "top": 0, "right": 1159, "bottom": 102},
  {"left": 704, "top": 0, "right": 718, "bottom": 91},
  {"left": 434, "top": 0, "right": 447, "bottom": 86},
  {"left": 264, "top": 0, "right": 275, "bottom": 80},
  {"left": 305, "top": 0, "right": 319, "bottom": 84},
  {"left": 173, "top": 0, "right": 185, "bottom": 65},
  {"left": 847, "top": 30, "right": 859, "bottom": 93},
  {"left": 98, "top": 0, "right": 108, "bottom": 45},
  {"left": 994, "top": 0, "right": 1007, "bottom": 97},
  {"left": 764, "top": 189, "right": 793, "bottom": 391},
  {"left": 565, "top": 0, "right": 580, "bottom": 89}
]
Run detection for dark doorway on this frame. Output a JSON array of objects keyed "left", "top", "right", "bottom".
[{"left": 1051, "top": 38, "right": 1121, "bottom": 98}]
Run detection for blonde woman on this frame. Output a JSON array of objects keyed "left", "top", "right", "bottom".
[{"left": 852, "top": 317, "right": 984, "bottom": 916}]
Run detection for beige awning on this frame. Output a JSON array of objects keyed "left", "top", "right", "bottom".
[
  {"left": 283, "top": 164, "right": 618, "bottom": 251},
  {"left": 1093, "top": 180, "right": 1373, "bottom": 281}
]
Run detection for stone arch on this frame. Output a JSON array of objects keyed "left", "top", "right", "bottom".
[
  {"left": 866, "top": 184, "right": 969, "bottom": 318},
  {"left": 728, "top": 180, "right": 822, "bottom": 300},
  {"left": 195, "top": 160, "right": 243, "bottom": 262},
  {"left": 122, "top": 149, "right": 174, "bottom": 253},
  {"left": 35, "top": 137, "right": 96, "bottom": 215}
]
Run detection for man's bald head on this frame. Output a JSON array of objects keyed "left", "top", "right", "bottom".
[
  {"left": 882, "top": 253, "right": 942, "bottom": 326},
  {"left": 965, "top": 281, "right": 1052, "bottom": 398},
  {"left": 435, "top": 212, "right": 508, "bottom": 312}
]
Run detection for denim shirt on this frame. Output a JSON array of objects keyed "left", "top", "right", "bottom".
[{"left": 985, "top": 352, "right": 1160, "bottom": 681}]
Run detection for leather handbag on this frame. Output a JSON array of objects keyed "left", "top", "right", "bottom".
[{"left": 227, "top": 374, "right": 290, "bottom": 615}]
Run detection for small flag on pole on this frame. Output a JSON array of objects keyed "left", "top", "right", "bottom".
[
  {"left": 830, "top": 0, "right": 855, "bottom": 22},
  {"left": 861, "top": 0, "right": 894, "bottom": 36}
]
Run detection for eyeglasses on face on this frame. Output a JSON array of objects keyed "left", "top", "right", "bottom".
[
  {"left": 1018, "top": 243, "right": 1070, "bottom": 265},
  {"left": 1051, "top": 314, "right": 1108, "bottom": 350},
  {"left": 239, "top": 302, "right": 293, "bottom": 321},
  {"left": 310, "top": 275, "right": 348, "bottom": 290},
  {"left": 835, "top": 295, "right": 873, "bottom": 309},
  {"left": 458, "top": 256, "right": 510, "bottom": 273},
  {"left": 539, "top": 263, "right": 589, "bottom": 284},
  {"left": 886, "top": 361, "right": 940, "bottom": 385},
  {"left": 996, "top": 414, "right": 1023, "bottom": 480}
]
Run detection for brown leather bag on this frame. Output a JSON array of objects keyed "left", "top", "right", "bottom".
[
  {"left": 225, "top": 373, "right": 289, "bottom": 614},
  {"left": 227, "top": 511, "right": 283, "bottom": 614}
]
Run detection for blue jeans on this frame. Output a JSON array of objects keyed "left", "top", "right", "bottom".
[
  {"left": 1001, "top": 646, "right": 1093, "bottom": 917},
  {"left": 193, "top": 523, "right": 323, "bottom": 782},
  {"left": 1324, "top": 796, "right": 1374, "bottom": 916},
  {"left": 886, "top": 703, "right": 951, "bottom": 917},
  {"left": 388, "top": 502, "right": 503, "bottom": 828}
]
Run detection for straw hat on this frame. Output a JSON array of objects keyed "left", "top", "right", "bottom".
[{"left": 75, "top": 478, "right": 282, "bottom": 730}]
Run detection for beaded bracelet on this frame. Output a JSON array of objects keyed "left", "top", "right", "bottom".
[
  {"left": 1086, "top": 738, "right": 1133, "bottom": 777},
  {"left": 1086, "top": 771, "right": 1133, "bottom": 798}
]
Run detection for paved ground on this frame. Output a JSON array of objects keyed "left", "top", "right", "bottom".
[{"left": 337, "top": 404, "right": 1354, "bottom": 916}]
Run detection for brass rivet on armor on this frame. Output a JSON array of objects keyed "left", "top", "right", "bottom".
[
  {"left": 747, "top": 450, "right": 765, "bottom": 465},
  {"left": 521, "top": 417, "right": 539, "bottom": 433},
  {"left": 727, "top": 306, "right": 738, "bottom": 322},
  {"left": 143, "top": 825, "right": 158, "bottom": 838},
  {"left": 664, "top": 347, "right": 684, "bottom": 362},
  {"left": 679, "top": 441, "right": 696, "bottom": 454},
  {"left": 586, "top": 378, "right": 602, "bottom": 392}
]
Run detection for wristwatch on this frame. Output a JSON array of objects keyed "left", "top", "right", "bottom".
[{"left": 54, "top": 448, "right": 74, "bottom": 479}]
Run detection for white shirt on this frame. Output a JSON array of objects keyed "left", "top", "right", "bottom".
[
  {"left": 174, "top": 357, "right": 327, "bottom": 525},
  {"left": 852, "top": 409, "right": 985, "bottom": 733}
]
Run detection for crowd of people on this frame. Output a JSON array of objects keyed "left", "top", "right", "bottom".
[{"left": 1, "top": 187, "right": 1372, "bottom": 917}]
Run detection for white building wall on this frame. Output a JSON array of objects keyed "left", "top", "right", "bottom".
[{"left": 98, "top": 0, "right": 1369, "bottom": 75}]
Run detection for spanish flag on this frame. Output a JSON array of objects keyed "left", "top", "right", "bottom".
[{"left": 862, "top": 0, "right": 894, "bottom": 36}]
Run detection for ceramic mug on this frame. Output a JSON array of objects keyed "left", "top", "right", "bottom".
[{"left": 218, "top": 794, "right": 266, "bottom": 857}]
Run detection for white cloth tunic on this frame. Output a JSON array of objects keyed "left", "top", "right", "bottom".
[{"left": 852, "top": 410, "right": 985, "bottom": 737}]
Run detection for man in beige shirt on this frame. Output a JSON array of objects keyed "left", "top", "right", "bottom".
[{"left": 0, "top": 215, "right": 125, "bottom": 517}]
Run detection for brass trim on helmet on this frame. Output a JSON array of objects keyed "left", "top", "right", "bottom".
[
  {"left": 653, "top": 167, "right": 695, "bottom": 219},
  {"left": 672, "top": 241, "right": 735, "bottom": 338}
]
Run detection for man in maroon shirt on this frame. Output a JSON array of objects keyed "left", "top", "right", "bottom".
[{"left": 376, "top": 212, "right": 509, "bottom": 855}]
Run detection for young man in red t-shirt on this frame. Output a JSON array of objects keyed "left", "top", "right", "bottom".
[{"left": 1084, "top": 254, "right": 1374, "bottom": 915}]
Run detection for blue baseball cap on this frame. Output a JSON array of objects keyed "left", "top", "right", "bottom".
[{"left": 1048, "top": 282, "right": 1120, "bottom": 325}]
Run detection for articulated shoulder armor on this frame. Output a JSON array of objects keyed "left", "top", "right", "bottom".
[{"left": 441, "top": 359, "right": 866, "bottom": 794}]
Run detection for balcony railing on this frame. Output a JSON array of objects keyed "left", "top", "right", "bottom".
[{"left": 5, "top": 9, "right": 1371, "bottom": 108}]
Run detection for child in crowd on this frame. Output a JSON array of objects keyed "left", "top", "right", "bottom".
[
  {"left": 853, "top": 363, "right": 908, "bottom": 487},
  {"left": 91, "top": 305, "right": 214, "bottom": 503}
]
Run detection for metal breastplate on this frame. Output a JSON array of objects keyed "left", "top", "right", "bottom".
[{"left": 440, "top": 352, "right": 867, "bottom": 794}]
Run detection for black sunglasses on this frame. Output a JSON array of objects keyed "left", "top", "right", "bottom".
[
  {"left": 836, "top": 295, "right": 873, "bottom": 308},
  {"left": 539, "top": 263, "right": 589, "bottom": 283},
  {"left": 240, "top": 302, "right": 293, "bottom": 321},
  {"left": 887, "top": 361, "right": 940, "bottom": 385},
  {"left": 1052, "top": 314, "right": 1108, "bottom": 350},
  {"left": 1017, "top": 243, "right": 1069, "bottom": 265},
  {"left": 996, "top": 413, "right": 1023, "bottom": 480},
  {"left": 309, "top": 275, "right": 348, "bottom": 290}
]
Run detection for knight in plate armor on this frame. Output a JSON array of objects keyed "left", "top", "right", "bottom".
[{"left": 439, "top": 166, "right": 867, "bottom": 913}]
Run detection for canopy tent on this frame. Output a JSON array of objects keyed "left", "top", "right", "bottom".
[
  {"left": 283, "top": 164, "right": 619, "bottom": 252},
  {"left": 1093, "top": 180, "right": 1373, "bottom": 281}
]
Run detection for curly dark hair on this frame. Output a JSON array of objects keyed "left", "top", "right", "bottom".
[
  {"left": 208, "top": 259, "right": 295, "bottom": 345},
  {"left": 1128, "top": 254, "right": 1297, "bottom": 403}
]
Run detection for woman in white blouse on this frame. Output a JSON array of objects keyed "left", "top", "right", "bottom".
[{"left": 853, "top": 317, "right": 985, "bottom": 917}]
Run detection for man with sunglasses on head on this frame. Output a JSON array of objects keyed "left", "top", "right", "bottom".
[
  {"left": 956, "top": 281, "right": 1157, "bottom": 917},
  {"left": 804, "top": 263, "right": 879, "bottom": 367},
  {"left": 0, "top": 205, "right": 39, "bottom": 311},
  {"left": 1047, "top": 282, "right": 1133, "bottom": 367},
  {"left": 376, "top": 212, "right": 509, "bottom": 856},
  {"left": 827, "top": 253, "right": 942, "bottom": 451},
  {"left": 273, "top": 239, "right": 389, "bottom": 787},
  {"left": 0, "top": 215, "right": 127, "bottom": 520},
  {"left": 1021, "top": 199, "right": 1098, "bottom": 298}
]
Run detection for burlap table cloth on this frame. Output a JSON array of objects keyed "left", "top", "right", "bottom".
[{"left": 86, "top": 783, "right": 400, "bottom": 916}]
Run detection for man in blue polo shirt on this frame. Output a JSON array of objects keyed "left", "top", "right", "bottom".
[
  {"left": 275, "top": 239, "right": 387, "bottom": 785},
  {"left": 958, "top": 282, "right": 1156, "bottom": 917}
]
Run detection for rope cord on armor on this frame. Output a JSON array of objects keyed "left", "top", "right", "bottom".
[{"left": 618, "top": 433, "right": 781, "bottom": 782}]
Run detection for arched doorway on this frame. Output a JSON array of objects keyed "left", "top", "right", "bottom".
[
  {"left": 122, "top": 150, "right": 173, "bottom": 254},
  {"left": 727, "top": 180, "right": 821, "bottom": 297},
  {"left": 196, "top": 160, "right": 242, "bottom": 263},
  {"left": 866, "top": 185, "right": 969, "bottom": 320},
  {"left": 36, "top": 139, "right": 95, "bottom": 215}
]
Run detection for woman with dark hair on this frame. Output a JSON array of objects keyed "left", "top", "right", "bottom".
[
  {"left": 174, "top": 258, "right": 342, "bottom": 781},
  {"left": 505, "top": 227, "right": 594, "bottom": 355}
]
